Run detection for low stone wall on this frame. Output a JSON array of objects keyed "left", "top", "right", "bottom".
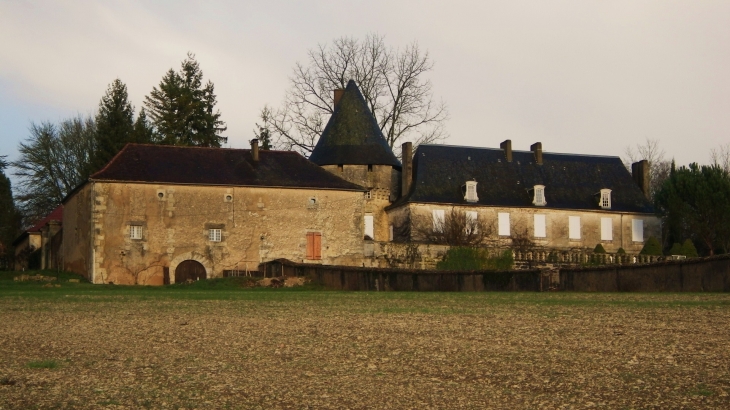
[
  {"left": 260, "top": 254, "right": 730, "bottom": 292},
  {"left": 559, "top": 254, "right": 730, "bottom": 292},
  {"left": 259, "top": 259, "right": 543, "bottom": 291}
]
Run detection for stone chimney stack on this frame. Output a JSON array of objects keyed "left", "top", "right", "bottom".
[
  {"left": 632, "top": 160, "right": 650, "bottom": 199},
  {"left": 333, "top": 88, "right": 345, "bottom": 110},
  {"left": 250, "top": 138, "right": 259, "bottom": 162},
  {"left": 401, "top": 142, "right": 413, "bottom": 197},
  {"left": 500, "top": 140, "right": 513, "bottom": 162},
  {"left": 530, "top": 142, "right": 543, "bottom": 165}
]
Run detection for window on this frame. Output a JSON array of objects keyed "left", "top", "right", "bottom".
[
  {"left": 534, "top": 214, "right": 546, "bottom": 238},
  {"left": 632, "top": 219, "right": 644, "bottom": 242},
  {"left": 337, "top": 164, "right": 343, "bottom": 172},
  {"left": 569, "top": 216, "right": 581, "bottom": 240},
  {"left": 307, "top": 197, "right": 317, "bottom": 207},
  {"left": 600, "top": 189, "right": 612, "bottom": 209},
  {"left": 368, "top": 164, "right": 373, "bottom": 172},
  {"left": 433, "top": 210, "right": 445, "bottom": 232},
  {"left": 465, "top": 211, "right": 478, "bottom": 234},
  {"left": 533, "top": 185, "right": 546, "bottom": 206},
  {"left": 209, "top": 228, "right": 222, "bottom": 242},
  {"left": 306, "top": 232, "right": 321, "bottom": 259},
  {"left": 365, "top": 190, "right": 372, "bottom": 199},
  {"left": 601, "top": 217, "right": 613, "bottom": 241},
  {"left": 130, "top": 225, "right": 142, "bottom": 240},
  {"left": 364, "top": 214, "right": 374, "bottom": 240},
  {"left": 464, "top": 181, "right": 479, "bottom": 203},
  {"left": 498, "top": 213, "right": 510, "bottom": 236},
  {"left": 224, "top": 194, "right": 233, "bottom": 202}
]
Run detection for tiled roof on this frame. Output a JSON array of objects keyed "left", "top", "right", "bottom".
[
  {"left": 12, "top": 205, "right": 63, "bottom": 246},
  {"left": 393, "top": 144, "right": 654, "bottom": 213},
  {"left": 90, "top": 144, "right": 364, "bottom": 191},
  {"left": 309, "top": 80, "right": 401, "bottom": 168}
]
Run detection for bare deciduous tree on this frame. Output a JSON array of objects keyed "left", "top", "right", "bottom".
[
  {"left": 710, "top": 143, "right": 730, "bottom": 173},
  {"left": 413, "top": 208, "right": 495, "bottom": 246},
  {"left": 622, "top": 138, "right": 671, "bottom": 200},
  {"left": 12, "top": 117, "right": 96, "bottom": 224},
  {"left": 258, "top": 34, "right": 448, "bottom": 157}
]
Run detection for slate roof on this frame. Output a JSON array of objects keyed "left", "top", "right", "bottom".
[
  {"left": 309, "top": 80, "right": 401, "bottom": 168},
  {"left": 89, "top": 144, "right": 364, "bottom": 191},
  {"left": 393, "top": 144, "right": 654, "bottom": 213}
]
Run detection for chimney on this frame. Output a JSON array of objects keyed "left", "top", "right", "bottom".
[
  {"left": 530, "top": 142, "right": 543, "bottom": 165},
  {"left": 333, "top": 88, "right": 345, "bottom": 110},
  {"left": 250, "top": 138, "right": 259, "bottom": 162},
  {"left": 401, "top": 142, "right": 413, "bottom": 197},
  {"left": 500, "top": 140, "right": 512, "bottom": 162},
  {"left": 632, "top": 160, "right": 650, "bottom": 199}
]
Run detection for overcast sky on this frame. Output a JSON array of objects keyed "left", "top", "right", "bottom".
[{"left": 1, "top": 0, "right": 728, "bottom": 173}]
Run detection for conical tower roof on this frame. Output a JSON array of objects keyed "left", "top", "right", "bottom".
[{"left": 309, "top": 80, "right": 401, "bottom": 168}]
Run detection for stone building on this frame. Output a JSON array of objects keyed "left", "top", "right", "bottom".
[
  {"left": 61, "top": 144, "right": 366, "bottom": 284},
  {"left": 60, "top": 79, "right": 661, "bottom": 283},
  {"left": 12, "top": 205, "right": 63, "bottom": 271},
  {"left": 384, "top": 142, "right": 660, "bottom": 259}
]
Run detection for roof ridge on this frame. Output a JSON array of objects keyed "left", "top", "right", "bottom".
[{"left": 418, "top": 144, "right": 621, "bottom": 160}]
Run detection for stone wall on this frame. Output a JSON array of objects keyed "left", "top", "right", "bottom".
[
  {"left": 61, "top": 183, "right": 93, "bottom": 277},
  {"left": 63, "top": 182, "right": 367, "bottom": 285},
  {"left": 389, "top": 203, "right": 661, "bottom": 254}
]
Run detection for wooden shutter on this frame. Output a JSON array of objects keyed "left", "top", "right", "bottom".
[
  {"left": 313, "top": 233, "right": 321, "bottom": 259},
  {"left": 306, "top": 232, "right": 322, "bottom": 259}
]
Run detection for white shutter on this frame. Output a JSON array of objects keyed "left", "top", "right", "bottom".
[
  {"left": 364, "top": 215, "right": 374, "bottom": 239},
  {"left": 534, "top": 214, "right": 546, "bottom": 238},
  {"left": 498, "top": 213, "right": 510, "bottom": 236},
  {"left": 601, "top": 217, "right": 613, "bottom": 241},
  {"left": 632, "top": 219, "right": 644, "bottom": 242},
  {"left": 569, "top": 216, "right": 581, "bottom": 240},
  {"left": 433, "top": 210, "right": 445, "bottom": 232},
  {"left": 465, "top": 211, "right": 478, "bottom": 234}
]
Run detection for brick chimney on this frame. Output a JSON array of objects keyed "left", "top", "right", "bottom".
[
  {"left": 333, "top": 89, "right": 345, "bottom": 110},
  {"left": 401, "top": 142, "right": 413, "bottom": 197},
  {"left": 530, "top": 142, "right": 543, "bottom": 165},
  {"left": 500, "top": 140, "right": 512, "bottom": 162},
  {"left": 632, "top": 160, "right": 650, "bottom": 199},
  {"left": 250, "top": 138, "right": 259, "bottom": 162}
]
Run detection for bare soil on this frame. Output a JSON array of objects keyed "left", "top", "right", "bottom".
[{"left": 1, "top": 292, "right": 729, "bottom": 409}]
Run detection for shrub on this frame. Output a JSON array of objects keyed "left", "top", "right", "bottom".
[
  {"left": 27, "top": 360, "right": 58, "bottom": 369},
  {"left": 436, "top": 247, "right": 513, "bottom": 271},
  {"left": 668, "top": 243, "right": 684, "bottom": 256},
  {"left": 640, "top": 237, "right": 662, "bottom": 255},
  {"left": 593, "top": 244, "right": 606, "bottom": 254},
  {"left": 681, "top": 239, "right": 699, "bottom": 258}
]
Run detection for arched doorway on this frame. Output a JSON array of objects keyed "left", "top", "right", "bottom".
[{"left": 175, "top": 260, "right": 206, "bottom": 283}]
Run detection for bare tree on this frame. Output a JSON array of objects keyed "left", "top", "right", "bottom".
[
  {"left": 710, "top": 143, "right": 730, "bottom": 173},
  {"left": 413, "top": 208, "right": 495, "bottom": 246},
  {"left": 259, "top": 34, "right": 448, "bottom": 157},
  {"left": 12, "top": 117, "right": 96, "bottom": 224},
  {"left": 622, "top": 138, "right": 671, "bottom": 200}
]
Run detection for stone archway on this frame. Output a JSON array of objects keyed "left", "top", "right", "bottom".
[
  {"left": 168, "top": 252, "right": 212, "bottom": 284},
  {"left": 175, "top": 260, "right": 206, "bottom": 283}
]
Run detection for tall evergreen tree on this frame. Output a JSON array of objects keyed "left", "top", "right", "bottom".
[
  {"left": 655, "top": 163, "right": 730, "bottom": 255},
  {"left": 132, "top": 108, "right": 155, "bottom": 144},
  {"left": 144, "top": 53, "right": 226, "bottom": 147},
  {"left": 0, "top": 156, "right": 22, "bottom": 268},
  {"left": 93, "top": 79, "right": 135, "bottom": 172}
]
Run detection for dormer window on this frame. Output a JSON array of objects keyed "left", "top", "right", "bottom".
[
  {"left": 600, "top": 189, "right": 611, "bottom": 209},
  {"left": 533, "top": 185, "right": 546, "bottom": 206},
  {"left": 464, "top": 181, "right": 478, "bottom": 203}
]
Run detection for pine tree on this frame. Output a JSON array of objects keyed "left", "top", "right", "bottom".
[
  {"left": 132, "top": 108, "right": 155, "bottom": 144},
  {"left": 0, "top": 156, "right": 21, "bottom": 269},
  {"left": 144, "top": 53, "right": 226, "bottom": 147},
  {"left": 681, "top": 239, "right": 699, "bottom": 258},
  {"left": 93, "top": 79, "right": 135, "bottom": 172}
]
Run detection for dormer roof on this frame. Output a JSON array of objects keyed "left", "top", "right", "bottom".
[{"left": 309, "top": 80, "right": 401, "bottom": 168}]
